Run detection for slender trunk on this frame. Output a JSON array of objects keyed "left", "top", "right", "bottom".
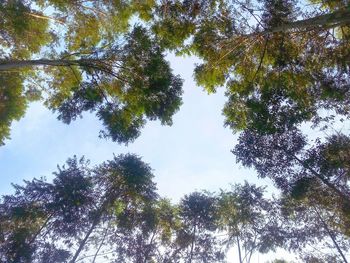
[
  {"left": 70, "top": 193, "right": 115, "bottom": 263},
  {"left": 77, "top": 4, "right": 107, "bottom": 17},
  {"left": 267, "top": 8, "right": 350, "bottom": 33},
  {"left": 12, "top": 213, "right": 53, "bottom": 263},
  {"left": 246, "top": 235, "right": 257, "bottom": 263},
  {"left": 247, "top": 249, "right": 253, "bottom": 263},
  {"left": 91, "top": 226, "right": 109, "bottom": 263},
  {"left": 234, "top": 7, "right": 350, "bottom": 39},
  {"left": 70, "top": 216, "right": 101, "bottom": 263},
  {"left": 277, "top": 145, "right": 350, "bottom": 204},
  {"left": 0, "top": 59, "right": 95, "bottom": 71},
  {"left": 0, "top": 58, "right": 121, "bottom": 79},
  {"left": 143, "top": 229, "right": 157, "bottom": 263},
  {"left": 236, "top": 236, "right": 243, "bottom": 263},
  {"left": 289, "top": 151, "right": 350, "bottom": 204},
  {"left": 313, "top": 205, "right": 349, "bottom": 263},
  {"left": 189, "top": 222, "right": 196, "bottom": 263},
  {"left": 24, "top": 12, "right": 65, "bottom": 25},
  {"left": 28, "top": 213, "right": 53, "bottom": 244}
]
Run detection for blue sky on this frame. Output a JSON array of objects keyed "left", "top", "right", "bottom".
[
  {"left": 0, "top": 53, "right": 290, "bottom": 262},
  {"left": 0, "top": 54, "right": 275, "bottom": 199}
]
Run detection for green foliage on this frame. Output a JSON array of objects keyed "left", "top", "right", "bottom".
[
  {"left": 218, "top": 182, "right": 284, "bottom": 262},
  {"left": 151, "top": 5, "right": 350, "bottom": 233},
  {"left": 1, "top": 0, "right": 350, "bottom": 262},
  {"left": 44, "top": 26, "right": 183, "bottom": 144},
  {"left": 0, "top": 0, "right": 52, "bottom": 59},
  {"left": 2, "top": 166, "right": 349, "bottom": 262},
  {"left": 0, "top": 1, "right": 183, "bottom": 145},
  {"left": 0, "top": 73, "right": 27, "bottom": 145},
  {"left": 150, "top": 1, "right": 350, "bottom": 208},
  {"left": 290, "top": 177, "right": 315, "bottom": 200},
  {"left": 279, "top": 193, "right": 350, "bottom": 262},
  {"left": 0, "top": 154, "right": 158, "bottom": 262}
]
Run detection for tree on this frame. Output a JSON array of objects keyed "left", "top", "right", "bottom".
[
  {"left": 233, "top": 130, "right": 350, "bottom": 218},
  {"left": 0, "top": 156, "right": 94, "bottom": 262},
  {"left": 174, "top": 191, "right": 225, "bottom": 263},
  {"left": 279, "top": 190, "right": 350, "bottom": 263},
  {"left": 110, "top": 198, "right": 182, "bottom": 263},
  {"left": 3, "top": 167, "right": 349, "bottom": 262},
  {"left": 151, "top": 0, "right": 350, "bottom": 197},
  {"left": 0, "top": 154, "right": 159, "bottom": 262},
  {"left": 0, "top": 0, "right": 52, "bottom": 59},
  {"left": 0, "top": 0, "right": 183, "bottom": 145},
  {"left": 0, "top": 72, "right": 28, "bottom": 147},
  {"left": 218, "top": 182, "right": 284, "bottom": 263},
  {"left": 152, "top": 0, "right": 349, "bottom": 110}
]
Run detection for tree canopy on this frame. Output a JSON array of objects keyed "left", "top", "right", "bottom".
[
  {"left": 2, "top": 158, "right": 349, "bottom": 262},
  {"left": 1, "top": 0, "right": 350, "bottom": 262},
  {"left": 149, "top": 0, "right": 350, "bottom": 235},
  {"left": 0, "top": 0, "right": 183, "bottom": 145},
  {"left": 1, "top": 0, "right": 349, "bottom": 146}
]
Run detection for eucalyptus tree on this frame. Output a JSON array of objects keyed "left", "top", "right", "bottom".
[
  {"left": 0, "top": 156, "right": 94, "bottom": 262},
  {"left": 279, "top": 188, "right": 350, "bottom": 263},
  {"left": 0, "top": 154, "right": 159, "bottom": 263},
  {"left": 108, "top": 198, "right": 182, "bottom": 263},
  {"left": 0, "top": 0, "right": 52, "bottom": 145},
  {"left": 115, "top": 191, "right": 226, "bottom": 263},
  {"left": 3, "top": 168, "right": 349, "bottom": 262},
  {"left": 174, "top": 191, "right": 225, "bottom": 263},
  {"left": 233, "top": 130, "right": 350, "bottom": 214},
  {"left": 218, "top": 182, "right": 284, "bottom": 263},
  {"left": 151, "top": 0, "right": 350, "bottom": 215},
  {"left": 0, "top": 0, "right": 183, "bottom": 145},
  {"left": 152, "top": 0, "right": 350, "bottom": 116}
]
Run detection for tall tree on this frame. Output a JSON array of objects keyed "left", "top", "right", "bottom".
[
  {"left": 233, "top": 130, "right": 350, "bottom": 215},
  {"left": 279, "top": 189, "right": 350, "bottom": 263},
  {"left": 0, "top": 154, "right": 159, "bottom": 263},
  {"left": 2, "top": 170, "right": 349, "bottom": 262},
  {"left": 175, "top": 191, "right": 225, "bottom": 263},
  {"left": 0, "top": 0, "right": 183, "bottom": 145},
  {"left": 151, "top": 0, "right": 350, "bottom": 223},
  {"left": 218, "top": 182, "right": 284, "bottom": 263}
]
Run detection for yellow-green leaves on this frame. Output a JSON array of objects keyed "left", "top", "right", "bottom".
[
  {"left": 0, "top": 1, "right": 184, "bottom": 145},
  {"left": 0, "top": 1, "right": 52, "bottom": 59},
  {"left": 0, "top": 73, "right": 27, "bottom": 145}
]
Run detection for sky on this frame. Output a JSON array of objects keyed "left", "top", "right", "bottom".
[
  {"left": 0, "top": 54, "right": 275, "bottom": 198},
  {"left": 0, "top": 53, "right": 291, "bottom": 262}
]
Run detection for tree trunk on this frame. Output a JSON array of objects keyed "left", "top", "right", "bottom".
[
  {"left": 91, "top": 226, "right": 109, "bottom": 263},
  {"left": 70, "top": 216, "right": 101, "bottom": 263},
  {"left": 12, "top": 214, "right": 53, "bottom": 263},
  {"left": 189, "top": 223, "right": 196, "bottom": 263},
  {"left": 0, "top": 59, "right": 92, "bottom": 71},
  {"left": 277, "top": 145, "right": 350, "bottom": 204},
  {"left": 69, "top": 198, "right": 111, "bottom": 263},
  {"left": 143, "top": 229, "right": 157, "bottom": 263},
  {"left": 267, "top": 8, "right": 350, "bottom": 33},
  {"left": 69, "top": 191, "right": 118, "bottom": 263},
  {"left": 0, "top": 58, "right": 121, "bottom": 79},
  {"left": 313, "top": 205, "right": 349, "bottom": 263},
  {"left": 289, "top": 151, "right": 350, "bottom": 204},
  {"left": 233, "top": 7, "right": 350, "bottom": 39},
  {"left": 236, "top": 236, "right": 243, "bottom": 263},
  {"left": 25, "top": 12, "right": 65, "bottom": 25}
]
